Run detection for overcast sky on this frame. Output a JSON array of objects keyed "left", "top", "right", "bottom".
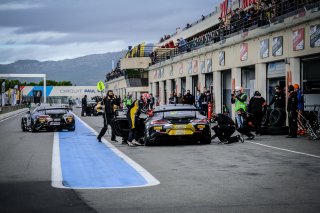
[{"left": 0, "top": 0, "right": 220, "bottom": 64}]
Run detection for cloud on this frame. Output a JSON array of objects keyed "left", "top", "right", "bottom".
[
  {"left": 0, "top": 2, "right": 43, "bottom": 11},
  {"left": 0, "top": 0, "right": 220, "bottom": 63}
]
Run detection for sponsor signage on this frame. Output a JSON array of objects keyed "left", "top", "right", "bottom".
[
  {"left": 240, "top": 43, "right": 248, "bottom": 61},
  {"left": 188, "top": 61, "right": 192, "bottom": 74},
  {"left": 219, "top": 51, "right": 225, "bottom": 66},
  {"left": 178, "top": 62, "right": 183, "bottom": 74},
  {"left": 293, "top": 28, "right": 305, "bottom": 51},
  {"left": 201, "top": 61, "right": 205, "bottom": 73},
  {"left": 272, "top": 36, "right": 283, "bottom": 56},
  {"left": 206, "top": 59, "right": 212, "bottom": 73},
  {"left": 192, "top": 60, "right": 198, "bottom": 74},
  {"left": 310, "top": 24, "right": 320, "bottom": 48},
  {"left": 260, "top": 39, "right": 269, "bottom": 59}
]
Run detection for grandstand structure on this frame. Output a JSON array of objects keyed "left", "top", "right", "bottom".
[
  {"left": 107, "top": 0, "right": 320, "bottom": 118},
  {"left": 149, "top": 0, "right": 320, "bottom": 117}
]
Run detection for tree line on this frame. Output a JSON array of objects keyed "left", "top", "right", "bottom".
[{"left": 0, "top": 79, "right": 72, "bottom": 91}]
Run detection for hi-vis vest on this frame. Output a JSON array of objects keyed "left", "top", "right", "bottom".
[{"left": 234, "top": 94, "right": 247, "bottom": 112}]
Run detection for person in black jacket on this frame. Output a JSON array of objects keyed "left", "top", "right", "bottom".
[
  {"left": 97, "top": 90, "right": 120, "bottom": 142},
  {"left": 211, "top": 113, "right": 244, "bottom": 143},
  {"left": 269, "top": 85, "right": 285, "bottom": 109},
  {"left": 183, "top": 90, "right": 195, "bottom": 105},
  {"left": 248, "top": 91, "right": 266, "bottom": 135},
  {"left": 81, "top": 95, "right": 87, "bottom": 116},
  {"left": 286, "top": 85, "right": 298, "bottom": 138}
]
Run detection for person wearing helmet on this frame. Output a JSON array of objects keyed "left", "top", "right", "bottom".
[
  {"left": 287, "top": 85, "right": 298, "bottom": 138},
  {"left": 269, "top": 86, "right": 285, "bottom": 109},
  {"left": 97, "top": 90, "right": 120, "bottom": 142},
  {"left": 293, "top": 84, "right": 304, "bottom": 112},
  {"left": 231, "top": 86, "right": 247, "bottom": 128},
  {"left": 248, "top": 91, "right": 266, "bottom": 135}
]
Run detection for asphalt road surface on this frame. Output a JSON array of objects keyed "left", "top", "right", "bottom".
[{"left": 1, "top": 108, "right": 320, "bottom": 213}]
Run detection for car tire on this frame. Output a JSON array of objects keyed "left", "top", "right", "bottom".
[
  {"left": 144, "top": 135, "right": 152, "bottom": 146},
  {"left": 200, "top": 138, "right": 211, "bottom": 144},
  {"left": 21, "top": 118, "right": 27, "bottom": 132}
]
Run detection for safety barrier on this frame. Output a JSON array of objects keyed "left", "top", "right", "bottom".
[{"left": 0, "top": 104, "right": 28, "bottom": 114}]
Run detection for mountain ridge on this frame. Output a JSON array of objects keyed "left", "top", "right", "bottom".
[{"left": 0, "top": 51, "right": 126, "bottom": 86}]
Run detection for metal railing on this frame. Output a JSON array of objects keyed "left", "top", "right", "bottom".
[{"left": 152, "top": 0, "right": 320, "bottom": 65}]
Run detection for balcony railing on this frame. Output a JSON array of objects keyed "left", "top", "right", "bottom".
[{"left": 151, "top": 0, "right": 320, "bottom": 65}]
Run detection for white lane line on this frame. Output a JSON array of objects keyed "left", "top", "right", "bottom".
[
  {"left": 73, "top": 113, "right": 160, "bottom": 188},
  {"left": 0, "top": 110, "right": 28, "bottom": 123},
  {"left": 51, "top": 132, "right": 67, "bottom": 189},
  {"left": 247, "top": 141, "right": 320, "bottom": 159}
]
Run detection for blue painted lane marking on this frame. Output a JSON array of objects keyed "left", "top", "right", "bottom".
[{"left": 58, "top": 117, "right": 148, "bottom": 188}]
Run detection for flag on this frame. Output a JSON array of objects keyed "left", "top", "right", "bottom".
[{"left": 139, "top": 42, "right": 145, "bottom": 57}]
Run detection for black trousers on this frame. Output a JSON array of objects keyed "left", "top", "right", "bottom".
[
  {"left": 128, "top": 116, "right": 139, "bottom": 142},
  {"left": 252, "top": 112, "right": 262, "bottom": 134},
  {"left": 288, "top": 111, "right": 298, "bottom": 137},
  {"left": 98, "top": 113, "right": 116, "bottom": 140},
  {"left": 81, "top": 106, "right": 86, "bottom": 116},
  {"left": 237, "top": 125, "right": 254, "bottom": 137},
  {"left": 212, "top": 125, "right": 239, "bottom": 143}
]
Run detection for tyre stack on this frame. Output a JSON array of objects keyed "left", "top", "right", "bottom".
[{"left": 261, "top": 108, "right": 289, "bottom": 135}]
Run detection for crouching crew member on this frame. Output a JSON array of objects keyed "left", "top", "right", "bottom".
[
  {"left": 97, "top": 90, "right": 120, "bottom": 142},
  {"left": 211, "top": 113, "right": 244, "bottom": 144}
]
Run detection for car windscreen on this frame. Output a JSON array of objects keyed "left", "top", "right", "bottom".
[
  {"left": 36, "top": 109, "right": 69, "bottom": 115},
  {"left": 155, "top": 110, "right": 198, "bottom": 119}
]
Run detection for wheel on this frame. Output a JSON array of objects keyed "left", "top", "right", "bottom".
[
  {"left": 68, "top": 121, "right": 76, "bottom": 131},
  {"left": 200, "top": 138, "right": 212, "bottom": 144},
  {"left": 144, "top": 135, "right": 153, "bottom": 146},
  {"left": 21, "top": 118, "right": 27, "bottom": 132},
  {"left": 269, "top": 108, "right": 286, "bottom": 126},
  {"left": 30, "top": 119, "right": 38, "bottom": 132}
]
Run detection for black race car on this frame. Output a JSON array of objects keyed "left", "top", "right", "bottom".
[
  {"left": 111, "top": 104, "right": 211, "bottom": 146},
  {"left": 21, "top": 105, "right": 75, "bottom": 132}
]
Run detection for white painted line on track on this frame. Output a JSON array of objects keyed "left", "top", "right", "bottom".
[
  {"left": 51, "top": 132, "right": 67, "bottom": 189},
  {"left": 72, "top": 113, "right": 160, "bottom": 188},
  {"left": 247, "top": 141, "right": 320, "bottom": 159},
  {"left": 0, "top": 110, "right": 28, "bottom": 123}
]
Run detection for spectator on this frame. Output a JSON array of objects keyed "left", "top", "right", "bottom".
[
  {"left": 149, "top": 93, "right": 155, "bottom": 109},
  {"left": 183, "top": 90, "right": 195, "bottom": 105}
]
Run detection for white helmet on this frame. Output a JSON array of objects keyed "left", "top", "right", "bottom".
[{"left": 235, "top": 86, "right": 242, "bottom": 92}]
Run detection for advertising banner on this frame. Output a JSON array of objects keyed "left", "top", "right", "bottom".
[
  {"left": 240, "top": 43, "right": 248, "bottom": 61},
  {"left": 178, "top": 62, "right": 183, "bottom": 74},
  {"left": 310, "top": 24, "right": 320, "bottom": 48},
  {"left": 293, "top": 28, "right": 305, "bottom": 51},
  {"left": 201, "top": 61, "right": 205, "bottom": 73},
  {"left": 219, "top": 51, "right": 225, "bottom": 66},
  {"left": 260, "top": 39, "right": 269, "bottom": 59},
  {"left": 272, "top": 36, "right": 283, "bottom": 56},
  {"left": 188, "top": 61, "right": 192, "bottom": 74},
  {"left": 206, "top": 59, "right": 212, "bottom": 73},
  {"left": 192, "top": 60, "right": 198, "bottom": 74}
]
